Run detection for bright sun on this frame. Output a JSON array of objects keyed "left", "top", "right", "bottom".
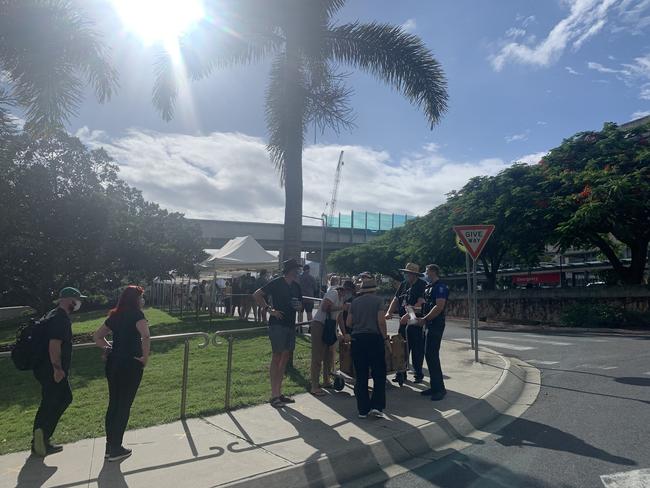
[{"left": 112, "top": 0, "right": 204, "bottom": 45}]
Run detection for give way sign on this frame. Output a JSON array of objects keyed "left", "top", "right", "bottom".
[{"left": 453, "top": 225, "right": 495, "bottom": 261}]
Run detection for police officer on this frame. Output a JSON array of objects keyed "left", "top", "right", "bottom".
[
  {"left": 417, "top": 264, "right": 450, "bottom": 401},
  {"left": 385, "top": 263, "right": 426, "bottom": 383}
]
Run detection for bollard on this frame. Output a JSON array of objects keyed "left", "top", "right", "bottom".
[
  {"left": 180, "top": 338, "right": 190, "bottom": 418},
  {"left": 224, "top": 336, "right": 235, "bottom": 410}
]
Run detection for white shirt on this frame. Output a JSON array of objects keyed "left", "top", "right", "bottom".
[{"left": 314, "top": 288, "right": 341, "bottom": 323}]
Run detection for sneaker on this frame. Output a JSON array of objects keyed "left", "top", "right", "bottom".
[
  {"left": 368, "top": 409, "right": 384, "bottom": 419},
  {"left": 419, "top": 388, "right": 433, "bottom": 396},
  {"left": 269, "top": 397, "right": 287, "bottom": 408},
  {"left": 358, "top": 413, "right": 368, "bottom": 419},
  {"left": 413, "top": 377, "right": 424, "bottom": 384},
  {"left": 108, "top": 446, "right": 132, "bottom": 462},
  {"left": 430, "top": 390, "right": 447, "bottom": 401},
  {"left": 32, "top": 428, "right": 47, "bottom": 457},
  {"left": 391, "top": 376, "right": 400, "bottom": 383},
  {"left": 45, "top": 443, "right": 63, "bottom": 455},
  {"left": 279, "top": 394, "right": 296, "bottom": 404}
]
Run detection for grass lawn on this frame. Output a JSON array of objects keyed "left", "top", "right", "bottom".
[{"left": 0, "top": 308, "right": 312, "bottom": 455}]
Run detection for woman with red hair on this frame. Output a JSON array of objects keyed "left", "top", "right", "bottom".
[{"left": 93, "top": 285, "right": 151, "bottom": 462}]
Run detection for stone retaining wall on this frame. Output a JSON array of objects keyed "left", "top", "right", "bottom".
[{"left": 446, "top": 286, "right": 650, "bottom": 325}]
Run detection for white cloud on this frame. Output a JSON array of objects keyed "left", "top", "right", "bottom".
[
  {"left": 587, "top": 54, "right": 650, "bottom": 96},
  {"left": 516, "top": 151, "right": 548, "bottom": 165},
  {"left": 631, "top": 109, "right": 650, "bottom": 118},
  {"left": 401, "top": 18, "right": 417, "bottom": 33},
  {"left": 565, "top": 66, "right": 582, "bottom": 75},
  {"left": 506, "top": 27, "right": 527, "bottom": 39},
  {"left": 491, "top": 0, "right": 619, "bottom": 71},
  {"left": 537, "top": 121, "right": 548, "bottom": 125},
  {"left": 505, "top": 131, "right": 529, "bottom": 143},
  {"left": 76, "top": 127, "right": 521, "bottom": 221}
]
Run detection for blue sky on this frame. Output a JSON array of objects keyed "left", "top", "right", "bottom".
[{"left": 68, "top": 0, "right": 650, "bottom": 222}]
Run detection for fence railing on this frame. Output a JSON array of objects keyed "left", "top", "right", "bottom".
[{"left": 0, "top": 331, "right": 210, "bottom": 419}]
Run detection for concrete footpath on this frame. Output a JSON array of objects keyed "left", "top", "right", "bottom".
[{"left": 0, "top": 341, "right": 539, "bottom": 488}]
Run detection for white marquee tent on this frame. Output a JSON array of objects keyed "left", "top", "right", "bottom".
[{"left": 199, "top": 235, "right": 278, "bottom": 272}]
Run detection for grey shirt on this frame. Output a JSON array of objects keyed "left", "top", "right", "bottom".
[{"left": 350, "top": 294, "right": 385, "bottom": 335}]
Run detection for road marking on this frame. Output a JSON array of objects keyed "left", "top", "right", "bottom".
[
  {"left": 601, "top": 468, "right": 650, "bottom": 487},
  {"left": 577, "top": 364, "right": 618, "bottom": 370},
  {"left": 488, "top": 336, "right": 573, "bottom": 346},
  {"left": 526, "top": 360, "right": 559, "bottom": 365},
  {"left": 518, "top": 333, "right": 608, "bottom": 343},
  {"left": 453, "top": 338, "right": 535, "bottom": 351}
]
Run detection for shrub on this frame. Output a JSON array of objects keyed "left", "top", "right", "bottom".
[{"left": 561, "top": 304, "right": 650, "bottom": 328}]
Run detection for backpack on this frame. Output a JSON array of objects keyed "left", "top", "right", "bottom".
[{"left": 10, "top": 312, "right": 54, "bottom": 371}]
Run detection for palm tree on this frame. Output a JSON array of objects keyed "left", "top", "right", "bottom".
[
  {"left": 153, "top": 0, "right": 447, "bottom": 260},
  {"left": 0, "top": 0, "right": 117, "bottom": 134}
]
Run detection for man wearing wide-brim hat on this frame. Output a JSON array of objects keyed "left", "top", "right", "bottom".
[
  {"left": 385, "top": 263, "right": 427, "bottom": 383},
  {"left": 32, "top": 287, "right": 86, "bottom": 457}
]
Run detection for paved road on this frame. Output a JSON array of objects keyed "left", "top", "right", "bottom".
[{"left": 372, "top": 320, "right": 650, "bottom": 488}]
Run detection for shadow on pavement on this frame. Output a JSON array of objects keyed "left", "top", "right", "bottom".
[
  {"left": 97, "top": 458, "right": 128, "bottom": 488},
  {"left": 614, "top": 377, "right": 650, "bottom": 387},
  {"left": 15, "top": 455, "right": 57, "bottom": 488}
]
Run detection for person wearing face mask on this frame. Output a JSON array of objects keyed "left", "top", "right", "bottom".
[
  {"left": 93, "top": 285, "right": 151, "bottom": 462},
  {"left": 31, "top": 287, "right": 86, "bottom": 457}
]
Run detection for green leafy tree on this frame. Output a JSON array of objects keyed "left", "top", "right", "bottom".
[
  {"left": 0, "top": 130, "right": 206, "bottom": 310},
  {"left": 152, "top": 0, "right": 447, "bottom": 260},
  {"left": 0, "top": 0, "right": 117, "bottom": 133},
  {"left": 541, "top": 122, "right": 650, "bottom": 284}
]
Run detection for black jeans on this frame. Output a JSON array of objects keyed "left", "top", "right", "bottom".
[
  {"left": 105, "top": 357, "right": 143, "bottom": 450},
  {"left": 33, "top": 366, "right": 73, "bottom": 441},
  {"left": 398, "top": 323, "right": 425, "bottom": 378},
  {"left": 424, "top": 317, "right": 446, "bottom": 393},
  {"left": 351, "top": 333, "right": 386, "bottom": 414}
]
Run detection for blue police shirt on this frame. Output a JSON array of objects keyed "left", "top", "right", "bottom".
[{"left": 424, "top": 280, "right": 449, "bottom": 324}]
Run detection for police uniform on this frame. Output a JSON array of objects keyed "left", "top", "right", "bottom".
[
  {"left": 395, "top": 278, "right": 426, "bottom": 380},
  {"left": 422, "top": 280, "right": 449, "bottom": 395}
]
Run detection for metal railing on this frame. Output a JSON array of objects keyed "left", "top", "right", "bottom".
[{"left": 0, "top": 331, "right": 210, "bottom": 419}]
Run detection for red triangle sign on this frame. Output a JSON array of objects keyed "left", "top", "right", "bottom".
[{"left": 453, "top": 225, "right": 495, "bottom": 261}]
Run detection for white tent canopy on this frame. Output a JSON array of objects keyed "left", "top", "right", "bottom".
[{"left": 200, "top": 236, "right": 278, "bottom": 272}]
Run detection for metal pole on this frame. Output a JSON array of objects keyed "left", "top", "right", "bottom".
[
  {"left": 472, "top": 260, "right": 478, "bottom": 363},
  {"left": 180, "top": 338, "right": 190, "bottom": 418},
  {"left": 466, "top": 253, "right": 474, "bottom": 349},
  {"left": 224, "top": 336, "right": 234, "bottom": 410},
  {"left": 320, "top": 217, "right": 325, "bottom": 295}
]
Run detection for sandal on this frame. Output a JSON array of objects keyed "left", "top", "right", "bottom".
[
  {"left": 280, "top": 395, "right": 296, "bottom": 404},
  {"left": 269, "top": 397, "right": 286, "bottom": 408},
  {"left": 310, "top": 389, "right": 327, "bottom": 397}
]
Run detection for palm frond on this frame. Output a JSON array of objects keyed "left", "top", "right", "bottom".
[
  {"left": 151, "top": 49, "right": 177, "bottom": 122},
  {"left": 327, "top": 22, "right": 448, "bottom": 128},
  {"left": 0, "top": 0, "right": 117, "bottom": 133},
  {"left": 305, "top": 66, "right": 355, "bottom": 135}
]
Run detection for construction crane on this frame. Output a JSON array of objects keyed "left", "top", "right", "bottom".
[{"left": 324, "top": 150, "right": 344, "bottom": 225}]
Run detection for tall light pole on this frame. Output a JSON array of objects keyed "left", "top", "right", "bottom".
[{"left": 303, "top": 214, "right": 326, "bottom": 295}]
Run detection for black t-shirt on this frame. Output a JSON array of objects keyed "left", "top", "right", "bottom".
[
  {"left": 106, "top": 309, "right": 146, "bottom": 361},
  {"left": 342, "top": 295, "right": 355, "bottom": 334},
  {"left": 261, "top": 277, "right": 302, "bottom": 327},
  {"left": 395, "top": 278, "right": 426, "bottom": 316},
  {"left": 44, "top": 307, "right": 73, "bottom": 372},
  {"left": 423, "top": 280, "right": 450, "bottom": 323}
]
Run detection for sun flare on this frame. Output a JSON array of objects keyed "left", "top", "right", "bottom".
[{"left": 112, "top": 0, "right": 204, "bottom": 46}]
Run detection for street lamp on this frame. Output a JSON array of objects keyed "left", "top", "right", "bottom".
[{"left": 302, "top": 214, "right": 326, "bottom": 294}]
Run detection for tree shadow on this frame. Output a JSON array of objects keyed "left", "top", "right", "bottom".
[{"left": 614, "top": 377, "right": 650, "bottom": 387}]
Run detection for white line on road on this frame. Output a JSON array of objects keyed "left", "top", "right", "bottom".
[
  {"left": 526, "top": 360, "right": 560, "bottom": 365},
  {"left": 577, "top": 364, "right": 618, "bottom": 370},
  {"left": 644, "top": 372, "right": 650, "bottom": 376},
  {"left": 601, "top": 468, "right": 650, "bottom": 487},
  {"left": 488, "top": 336, "right": 573, "bottom": 346},
  {"left": 517, "top": 333, "right": 608, "bottom": 343},
  {"left": 453, "top": 338, "right": 535, "bottom": 351}
]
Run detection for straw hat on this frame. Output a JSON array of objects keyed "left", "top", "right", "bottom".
[
  {"left": 357, "top": 276, "right": 378, "bottom": 294},
  {"left": 398, "top": 262, "right": 423, "bottom": 276}
]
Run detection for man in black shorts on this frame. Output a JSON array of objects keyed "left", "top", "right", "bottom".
[{"left": 254, "top": 259, "right": 303, "bottom": 408}]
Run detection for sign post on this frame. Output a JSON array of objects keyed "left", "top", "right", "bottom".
[{"left": 453, "top": 225, "right": 495, "bottom": 362}]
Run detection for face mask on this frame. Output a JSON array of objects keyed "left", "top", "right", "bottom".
[
  {"left": 424, "top": 276, "right": 432, "bottom": 285},
  {"left": 72, "top": 300, "right": 81, "bottom": 312}
]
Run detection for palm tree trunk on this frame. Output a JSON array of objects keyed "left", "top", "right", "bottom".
[{"left": 281, "top": 41, "right": 304, "bottom": 261}]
